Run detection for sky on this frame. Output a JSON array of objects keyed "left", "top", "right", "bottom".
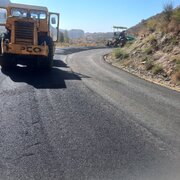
[{"left": 11, "top": 0, "right": 180, "bottom": 33}]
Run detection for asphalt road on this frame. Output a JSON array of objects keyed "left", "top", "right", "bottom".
[{"left": 0, "top": 47, "right": 180, "bottom": 180}]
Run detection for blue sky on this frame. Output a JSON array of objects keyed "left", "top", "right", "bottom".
[{"left": 11, "top": 0, "right": 180, "bottom": 32}]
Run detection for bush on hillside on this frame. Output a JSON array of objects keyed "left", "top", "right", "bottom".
[
  {"left": 147, "top": 19, "right": 157, "bottom": 32},
  {"left": 113, "top": 48, "right": 129, "bottom": 59},
  {"left": 152, "top": 64, "right": 164, "bottom": 75},
  {"left": 163, "top": 2, "right": 173, "bottom": 22},
  {"left": 137, "top": 3, "right": 180, "bottom": 34},
  {"left": 169, "top": 7, "right": 180, "bottom": 32},
  {"left": 145, "top": 60, "right": 154, "bottom": 70},
  {"left": 173, "top": 7, "right": 180, "bottom": 23}
]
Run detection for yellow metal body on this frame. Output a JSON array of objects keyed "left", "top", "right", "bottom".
[
  {"left": 3, "top": 3, "right": 51, "bottom": 57},
  {"left": 4, "top": 43, "right": 48, "bottom": 56}
]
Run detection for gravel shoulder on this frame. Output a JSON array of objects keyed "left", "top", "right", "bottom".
[{"left": 104, "top": 53, "right": 180, "bottom": 92}]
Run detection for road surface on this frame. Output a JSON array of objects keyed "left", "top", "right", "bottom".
[{"left": 0, "top": 47, "right": 180, "bottom": 180}]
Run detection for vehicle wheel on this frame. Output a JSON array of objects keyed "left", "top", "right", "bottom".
[
  {"left": 106, "top": 41, "right": 110, "bottom": 47},
  {"left": 38, "top": 36, "right": 54, "bottom": 70},
  {"left": 119, "top": 38, "right": 127, "bottom": 47},
  {"left": 0, "top": 54, "right": 16, "bottom": 69},
  {"left": 113, "top": 42, "right": 118, "bottom": 48}
]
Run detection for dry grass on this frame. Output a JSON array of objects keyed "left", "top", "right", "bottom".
[
  {"left": 113, "top": 48, "right": 129, "bottom": 59},
  {"left": 143, "top": 47, "right": 153, "bottom": 55},
  {"left": 137, "top": 7, "right": 180, "bottom": 34},
  {"left": 172, "top": 72, "right": 180, "bottom": 84},
  {"left": 120, "top": 59, "right": 133, "bottom": 67},
  {"left": 152, "top": 64, "right": 164, "bottom": 75},
  {"left": 145, "top": 60, "right": 154, "bottom": 70}
]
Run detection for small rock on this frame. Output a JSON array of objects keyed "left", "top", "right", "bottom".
[{"left": 165, "top": 77, "right": 171, "bottom": 81}]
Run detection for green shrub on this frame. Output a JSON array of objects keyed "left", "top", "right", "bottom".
[
  {"left": 145, "top": 60, "right": 154, "bottom": 70},
  {"left": 145, "top": 34, "right": 157, "bottom": 43},
  {"left": 171, "top": 36, "right": 179, "bottom": 45},
  {"left": 113, "top": 48, "right": 129, "bottom": 59},
  {"left": 142, "top": 57, "right": 148, "bottom": 62},
  {"left": 163, "top": 2, "right": 173, "bottom": 22},
  {"left": 167, "top": 8, "right": 180, "bottom": 32},
  {"left": 172, "top": 7, "right": 180, "bottom": 23},
  {"left": 176, "top": 64, "right": 180, "bottom": 72},
  {"left": 176, "top": 59, "right": 180, "bottom": 65},
  {"left": 149, "top": 35, "right": 157, "bottom": 43},
  {"left": 143, "top": 47, "right": 153, "bottom": 55},
  {"left": 152, "top": 64, "right": 164, "bottom": 74},
  {"left": 125, "top": 41, "right": 134, "bottom": 48},
  {"left": 175, "top": 60, "right": 180, "bottom": 73},
  {"left": 147, "top": 19, "right": 157, "bottom": 32}
]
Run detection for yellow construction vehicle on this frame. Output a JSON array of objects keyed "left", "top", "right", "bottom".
[{"left": 0, "top": 3, "right": 59, "bottom": 69}]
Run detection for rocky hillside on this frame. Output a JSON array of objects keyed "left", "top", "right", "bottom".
[
  {"left": 106, "top": 6, "right": 180, "bottom": 91},
  {"left": 127, "top": 5, "right": 180, "bottom": 36}
]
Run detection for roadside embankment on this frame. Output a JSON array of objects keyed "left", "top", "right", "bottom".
[{"left": 105, "top": 31, "right": 180, "bottom": 92}]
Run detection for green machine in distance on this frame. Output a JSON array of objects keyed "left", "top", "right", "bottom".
[{"left": 106, "top": 26, "right": 135, "bottom": 48}]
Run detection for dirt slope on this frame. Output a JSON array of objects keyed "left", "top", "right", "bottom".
[{"left": 106, "top": 7, "right": 180, "bottom": 91}]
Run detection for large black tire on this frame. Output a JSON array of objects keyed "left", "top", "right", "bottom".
[
  {"left": 119, "top": 38, "right": 127, "bottom": 47},
  {"left": 38, "top": 36, "right": 54, "bottom": 70},
  {"left": 0, "top": 31, "right": 15, "bottom": 69},
  {"left": 0, "top": 54, "right": 16, "bottom": 69},
  {"left": 106, "top": 41, "right": 111, "bottom": 47}
]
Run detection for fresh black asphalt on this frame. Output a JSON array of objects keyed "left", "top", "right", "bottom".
[{"left": 0, "top": 47, "right": 180, "bottom": 180}]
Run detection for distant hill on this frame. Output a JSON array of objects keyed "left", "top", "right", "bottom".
[
  {"left": 85, "top": 32, "right": 113, "bottom": 40},
  {"left": 60, "top": 29, "right": 85, "bottom": 39},
  {"left": 68, "top": 29, "right": 84, "bottom": 39},
  {"left": 60, "top": 29, "right": 113, "bottom": 41}
]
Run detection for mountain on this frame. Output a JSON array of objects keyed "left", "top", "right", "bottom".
[
  {"left": 68, "top": 29, "right": 84, "bottom": 39},
  {"left": 59, "top": 28, "right": 114, "bottom": 41},
  {"left": 85, "top": 32, "right": 113, "bottom": 40},
  {"left": 59, "top": 29, "right": 85, "bottom": 39}
]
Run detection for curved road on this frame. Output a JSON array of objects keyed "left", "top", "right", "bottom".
[{"left": 0, "top": 47, "right": 180, "bottom": 180}]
